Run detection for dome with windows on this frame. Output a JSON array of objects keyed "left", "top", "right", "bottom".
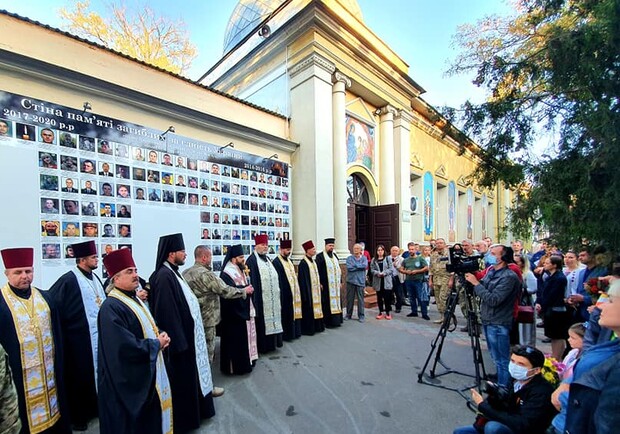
[{"left": 223, "top": 0, "right": 364, "bottom": 54}]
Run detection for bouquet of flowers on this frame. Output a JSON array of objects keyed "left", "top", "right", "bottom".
[
  {"left": 585, "top": 278, "right": 609, "bottom": 301},
  {"left": 541, "top": 355, "right": 565, "bottom": 387}
]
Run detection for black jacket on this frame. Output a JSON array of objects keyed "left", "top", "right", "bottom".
[{"left": 478, "top": 375, "right": 557, "bottom": 434}]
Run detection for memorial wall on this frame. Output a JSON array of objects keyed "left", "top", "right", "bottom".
[{"left": 0, "top": 90, "right": 291, "bottom": 286}]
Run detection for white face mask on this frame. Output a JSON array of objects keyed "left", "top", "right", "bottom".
[{"left": 508, "top": 361, "right": 534, "bottom": 381}]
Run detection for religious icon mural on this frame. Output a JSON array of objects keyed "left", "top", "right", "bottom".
[
  {"left": 423, "top": 171, "right": 434, "bottom": 241},
  {"left": 345, "top": 115, "right": 375, "bottom": 173},
  {"left": 467, "top": 188, "right": 474, "bottom": 240},
  {"left": 448, "top": 181, "right": 456, "bottom": 243},
  {"left": 481, "top": 193, "right": 488, "bottom": 239}
]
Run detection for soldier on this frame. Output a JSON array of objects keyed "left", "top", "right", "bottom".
[
  {"left": 0, "top": 343, "right": 20, "bottom": 433},
  {"left": 429, "top": 238, "right": 453, "bottom": 323},
  {"left": 182, "top": 245, "right": 253, "bottom": 397}
]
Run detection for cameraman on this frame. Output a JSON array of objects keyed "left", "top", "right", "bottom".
[
  {"left": 453, "top": 346, "right": 557, "bottom": 434},
  {"left": 465, "top": 245, "right": 521, "bottom": 387}
]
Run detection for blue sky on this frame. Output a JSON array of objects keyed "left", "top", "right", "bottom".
[{"left": 0, "top": 0, "right": 514, "bottom": 109}]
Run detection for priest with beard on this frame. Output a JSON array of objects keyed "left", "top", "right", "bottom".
[
  {"left": 0, "top": 247, "right": 70, "bottom": 434},
  {"left": 297, "top": 240, "right": 325, "bottom": 335},
  {"left": 245, "top": 235, "right": 283, "bottom": 353},
  {"left": 315, "top": 237, "right": 343, "bottom": 328},
  {"left": 272, "top": 239, "right": 302, "bottom": 341},
  {"left": 97, "top": 249, "right": 172, "bottom": 434},
  {"left": 49, "top": 240, "right": 105, "bottom": 431},
  {"left": 219, "top": 244, "right": 258, "bottom": 374},
  {"left": 149, "top": 233, "right": 215, "bottom": 434}
]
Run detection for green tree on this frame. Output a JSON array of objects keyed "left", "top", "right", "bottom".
[
  {"left": 445, "top": 0, "right": 620, "bottom": 251},
  {"left": 60, "top": 0, "right": 197, "bottom": 75}
]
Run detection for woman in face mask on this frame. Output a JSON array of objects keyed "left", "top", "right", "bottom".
[{"left": 453, "top": 346, "right": 557, "bottom": 434}]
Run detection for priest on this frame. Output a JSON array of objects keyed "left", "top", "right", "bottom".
[
  {"left": 315, "top": 237, "right": 343, "bottom": 328},
  {"left": 49, "top": 240, "right": 105, "bottom": 431},
  {"left": 183, "top": 245, "right": 253, "bottom": 394},
  {"left": 98, "top": 248, "right": 172, "bottom": 434},
  {"left": 272, "top": 239, "right": 302, "bottom": 341},
  {"left": 297, "top": 240, "right": 325, "bottom": 335},
  {"left": 149, "top": 233, "right": 215, "bottom": 433},
  {"left": 0, "top": 247, "right": 70, "bottom": 434},
  {"left": 219, "top": 244, "right": 258, "bottom": 374},
  {"left": 245, "top": 235, "right": 283, "bottom": 353}
]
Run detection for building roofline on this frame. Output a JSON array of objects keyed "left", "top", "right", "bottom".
[{"left": 0, "top": 9, "right": 287, "bottom": 120}]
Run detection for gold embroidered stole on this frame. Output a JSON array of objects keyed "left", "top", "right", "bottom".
[
  {"left": 1, "top": 284, "right": 59, "bottom": 433},
  {"left": 254, "top": 254, "right": 283, "bottom": 335},
  {"left": 108, "top": 289, "right": 173, "bottom": 434},
  {"left": 324, "top": 253, "right": 342, "bottom": 314},
  {"left": 222, "top": 263, "right": 258, "bottom": 362},
  {"left": 278, "top": 256, "right": 302, "bottom": 319},
  {"left": 302, "top": 257, "right": 323, "bottom": 319}
]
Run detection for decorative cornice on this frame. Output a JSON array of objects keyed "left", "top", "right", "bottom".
[
  {"left": 332, "top": 71, "right": 351, "bottom": 87},
  {"left": 394, "top": 109, "right": 414, "bottom": 124},
  {"left": 377, "top": 104, "right": 398, "bottom": 117},
  {"left": 289, "top": 53, "right": 336, "bottom": 79}
]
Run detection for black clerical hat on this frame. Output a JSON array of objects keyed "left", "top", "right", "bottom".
[
  {"left": 155, "top": 233, "right": 185, "bottom": 268},
  {"left": 324, "top": 238, "right": 336, "bottom": 245}
]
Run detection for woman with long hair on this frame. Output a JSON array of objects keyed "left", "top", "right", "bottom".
[
  {"left": 562, "top": 250, "right": 585, "bottom": 323},
  {"left": 514, "top": 253, "right": 537, "bottom": 346},
  {"left": 370, "top": 244, "right": 395, "bottom": 320},
  {"left": 536, "top": 255, "right": 569, "bottom": 360}
]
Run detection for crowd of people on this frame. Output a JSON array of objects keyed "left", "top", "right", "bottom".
[{"left": 0, "top": 234, "right": 617, "bottom": 434}]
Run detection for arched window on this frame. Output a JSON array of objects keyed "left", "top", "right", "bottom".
[{"left": 347, "top": 174, "right": 369, "bottom": 205}]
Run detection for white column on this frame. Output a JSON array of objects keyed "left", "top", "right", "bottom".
[
  {"left": 289, "top": 53, "right": 336, "bottom": 259},
  {"left": 394, "top": 109, "right": 413, "bottom": 245},
  {"left": 332, "top": 71, "right": 351, "bottom": 258},
  {"left": 378, "top": 105, "right": 396, "bottom": 204}
]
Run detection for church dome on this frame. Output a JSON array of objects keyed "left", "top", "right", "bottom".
[{"left": 223, "top": 0, "right": 364, "bottom": 54}]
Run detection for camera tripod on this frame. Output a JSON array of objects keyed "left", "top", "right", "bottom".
[{"left": 417, "top": 275, "right": 487, "bottom": 401}]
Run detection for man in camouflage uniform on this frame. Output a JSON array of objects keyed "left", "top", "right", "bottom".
[
  {"left": 0, "top": 343, "right": 20, "bottom": 433},
  {"left": 182, "top": 245, "right": 252, "bottom": 397},
  {"left": 429, "top": 238, "right": 453, "bottom": 324}
]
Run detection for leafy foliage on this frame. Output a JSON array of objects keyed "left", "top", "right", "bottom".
[
  {"left": 446, "top": 0, "right": 620, "bottom": 251},
  {"left": 60, "top": 0, "right": 197, "bottom": 75}
]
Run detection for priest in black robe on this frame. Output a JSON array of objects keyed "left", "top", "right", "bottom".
[
  {"left": 48, "top": 240, "right": 104, "bottom": 431},
  {"left": 149, "top": 233, "right": 215, "bottom": 434},
  {"left": 315, "top": 238, "right": 344, "bottom": 328},
  {"left": 219, "top": 244, "right": 257, "bottom": 375},
  {"left": 97, "top": 249, "right": 172, "bottom": 434},
  {"left": 298, "top": 240, "right": 325, "bottom": 335},
  {"left": 272, "top": 239, "right": 302, "bottom": 341},
  {"left": 245, "top": 234, "right": 283, "bottom": 353},
  {"left": 0, "top": 247, "right": 70, "bottom": 434}
]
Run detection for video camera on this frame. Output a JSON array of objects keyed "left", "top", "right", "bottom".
[{"left": 445, "top": 243, "right": 483, "bottom": 274}]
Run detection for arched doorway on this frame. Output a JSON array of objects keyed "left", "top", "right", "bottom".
[
  {"left": 347, "top": 173, "right": 400, "bottom": 253},
  {"left": 347, "top": 174, "right": 370, "bottom": 251}
]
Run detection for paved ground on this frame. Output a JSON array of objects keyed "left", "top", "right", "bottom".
[{"left": 86, "top": 303, "right": 550, "bottom": 433}]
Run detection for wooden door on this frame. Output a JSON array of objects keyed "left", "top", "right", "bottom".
[{"left": 370, "top": 203, "right": 400, "bottom": 252}]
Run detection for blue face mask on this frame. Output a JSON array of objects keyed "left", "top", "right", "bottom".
[{"left": 508, "top": 361, "right": 534, "bottom": 381}]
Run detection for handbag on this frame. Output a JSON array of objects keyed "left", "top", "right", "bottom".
[{"left": 516, "top": 289, "right": 535, "bottom": 324}]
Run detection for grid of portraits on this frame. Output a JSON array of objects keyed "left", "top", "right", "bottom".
[{"left": 1, "top": 117, "right": 290, "bottom": 269}]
